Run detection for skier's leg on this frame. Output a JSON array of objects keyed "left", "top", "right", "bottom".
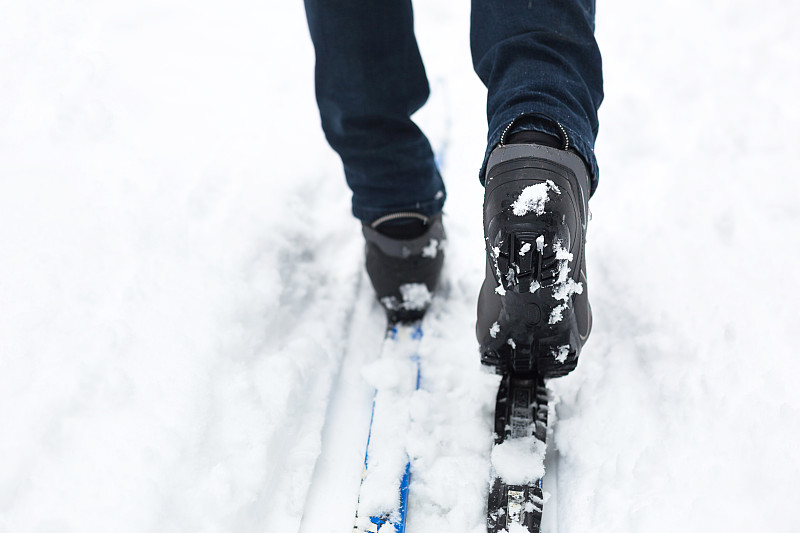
[
  {"left": 471, "top": 0, "right": 603, "bottom": 191},
  {"left": 303, "top": 0, "right": 446, "bottom": 322},
  {"left": 472, "top": 0, "right": 603, "bottom": 376},
  {"left": 303, "top": 0, "right": 446, "bottom": 223}
]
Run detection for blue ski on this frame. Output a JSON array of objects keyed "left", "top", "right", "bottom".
[{"left": 353, "top": 321, "right": 423, "bottom": 533}]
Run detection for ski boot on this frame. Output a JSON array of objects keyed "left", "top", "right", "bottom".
[
  {"left": 363, "top": 212, "right": 445, "bottom": 323},
  {"left": 476, "top": 133, "right": 592, "bottom": 377}
]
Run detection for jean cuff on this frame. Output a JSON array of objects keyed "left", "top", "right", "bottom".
[
  {"left": 480, "top": 111, "right": 599, "bottom": 196},
  {"left": 352, "top": 192, "right": 446, "bottom": 225}
]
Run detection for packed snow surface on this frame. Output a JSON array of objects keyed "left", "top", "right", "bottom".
[{"left": 3, "top": 1, "right": 800, "bottom": 533}]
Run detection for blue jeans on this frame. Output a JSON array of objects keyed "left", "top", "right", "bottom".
[{"left": 304, "top": 0, "right": 603, "bottom": 223}]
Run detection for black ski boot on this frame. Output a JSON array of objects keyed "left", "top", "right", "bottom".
[
  {"left": 363, "top": 212, "right": 445, "bottom": 323},
  {"left": 476, "top": 136, "right": 592, "bottom": 377}
]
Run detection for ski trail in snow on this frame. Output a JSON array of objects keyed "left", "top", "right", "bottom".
[
  {"left": 541, "top": 394, "right": 560, "bottom": 533},
  {"left": 298, "top": 275, "right": 387, "bottom": 532},
  {"left": 3, "top": 0, "right": 800, "bottom": 532}
]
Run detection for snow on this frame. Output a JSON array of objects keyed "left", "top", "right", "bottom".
[
  {"left": 548, "top": 303, "right": 568, "bottom": 325},
  {"left": 2, "top": 0, "right": 800, "bottom": 533},
  {"left": 511, "top": 180, "right": 561, "bottom": 217},
  {"left": 553, "top": 345, "right": 570, "bottom": 364},
  {"left": 357, "top": 328, "right": 421, "bottom": 518},
  {"left": 400, "top": 283, "right": 433, "bottom": 310},
  {"left": 491, "top": 436, "right": 547, "bottom": 485},
  {"left": 422, "top": 238, "right": 440, "bottom": 259},
  {"left": 381, "top": 283, "right": 433, "bottom": 311},
  {"left": 553, "top": 242, "right": 573, "bottom": 264},
  {"left": 549, "top": 241, "right": 583, "bottom": 324}
]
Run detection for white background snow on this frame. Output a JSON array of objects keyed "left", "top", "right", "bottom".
[{"left": 2, "top": 0, "right": 799, "bottom": 532}]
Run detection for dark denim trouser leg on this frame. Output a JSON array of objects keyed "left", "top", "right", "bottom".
[
  {"left": 304, "top": 0, "right": 446, "bottom": 223},
  {"left": 471, "top": 0, "right": 604, "bottom": 194}
]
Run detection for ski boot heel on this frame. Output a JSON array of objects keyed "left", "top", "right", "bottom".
[
  {"left": 480, "top": 225, "right": 583, "bottom": 376},
  {"left": 477, "top": 142, "right": 592, "bottom": 378},
  {"left": 363, "top": 212, "right": 446, "bottom": 324}
]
